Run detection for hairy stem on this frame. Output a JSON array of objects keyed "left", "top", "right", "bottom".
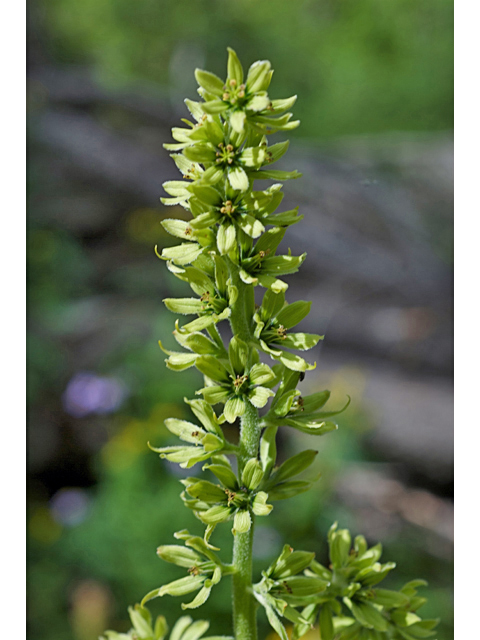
[
  {"left": 229, "top": 264, "right": 259, "bottom": 640},
  {"left": 232, "top": 402, "right": 260, "bottom": 640}
]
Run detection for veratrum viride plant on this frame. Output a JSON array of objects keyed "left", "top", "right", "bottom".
[{"left": 101, "top": 49, "right": 439, "bottom": 640}]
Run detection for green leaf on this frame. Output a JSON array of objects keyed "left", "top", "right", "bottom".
[
  {"left": 249, "top": 363, "right": 276, "bottom": 386},
  {"left": 266, "top": 141, "right": 290, "bottom": 163},
  {"left": 248, "top": 386, "right": 274, "bottom": 408},
  {"left": 156, "top": 545, "right": 203, "bottom": 568},
  {"left": 271, "top": 549, "right": 316, "bottom": 579},
  {"left": 344, "top": 599, "right": 388, "bottom": 632},
  {"left": 357, "top": 562, "right": 396, "bottom": 586},
  {"left": 199, "top": 504, "right": 233, "bottom": 525},
  {"left": 270, "top": 449, "right": 318, "bottom": 484},
  {"left": 161, "top": 243, "right": 203, "bottom": 266},
  {"left": 276, "top": 300, "right": 311, "bottom": 329},
  {"left": 186, "top": 480, "right": 227, "bottom": 503},
  {"left": 241, "top": 458, "right": 264, "bottom": 490},
  {"left": 267, "top": 480, "right": 315, "bottom": 501},
  {"left": 204, "top": 464, "right": 238, "bottom": 491},
  {"left": 236, "top": 213, "right": 265, "bottom": 238},
  {"left": 261, "top": 253, "right": 306, "bottom": 276},
  {"left": 224, "top": 396, "right": 246, "bottom": 423},
  {"left": 183, "top": 142, "right": 217, "bottom": 164},
  {"left": 163, "top": 180, "right": 192, "bottom": 197},
  {"left": 228, "top": 166, "right": 249, "bottom": 191},
  {"left": 319, "top": 603, "right": 334, "bottom": 640},
  {"left": 230, "top": 110, "right": 246, "bottom": 134},
  {"left": 270, "top": 96, "right": 297, "bottom": 114},
  {"left": 153, "top": 614, "right": 168, "bottom": 640},
  {"left": 164, "top": 297, "right": 204, "bottom": 315},
  {"left": 246, "top": 60, "right": 272, "bottom": 94},
  {"left": 257, "top": 274, "right": 289, "bottom": 293},
  {"left": 233, "top": 509, "right": 252, "bottom": 534},
  {"left": 175, "top": 331, "right": 222, "bottom": 356},
  {"left": 330, "top": 527, "right": 352, "bottom": 568},
  {"left": 158, "top": 340, "right": 198, "bottom": 371},
  {"left": 199, "top": 386, "right": 230, "bottom": 405},
  {"left": 201, "top": 99, "right": 229, "bottom": 115},
  {"left": 272, "top": 389, "right": 300, "bottom": 417},
  {"left": 264, "top": 208, "right": 303, "bottom": 227},
  {"left": 190, "top": 184, "right": 222, "bottom": 206},
  {"left": 274, "top": 575, "right": 328, "bottom": 598},
  {"left": 283, "top": 418, "right": 338, "bottom": 436},
  {"left": 259, "top": 289, "right": 286, "bottom": 321},
  {"left": 280, "top": 332, "right": 321, "bottom": 350},
  {"left": 157, "top": 574, "right": 206, "bottom": 598},
  {"left": 260, "top": 425, "right": 278, "bottom": 476},
  {"left": 195, "top": 355, "right": 231, "bottom": 383},
  {"left": 278, "top": 350, "right": 315, "bottom": 372},
  {"left": 181, "top": 586, "right": 213, "bottom": 611},
  {"left": 184, "top": 398, "right": 222, "bottom": 435},
  {"left": 195, "top": 69, "right": 225, "bottom": 97},
  {"left": 247, "top": 93, "right": 270, "bottom": 112},
  {"left": 170, "top": 617, "right": 193, "bottom": 640},
  {"left": 301, "top": 391, "right": 331, "bottom": 414},
  {"left": 255, "top": 226, "right": 286, "bottom": 255},
  {"left": 250, "top": 169, "right": 302, "bottom": 180},
  {"left": 229, "top": 336, "right": 249, "bottom": 374},
  {"left": 227, "top": 47, "right": 244, "bottom": 84},
  {"left": 164, "top": 418, "right": 206, "bottom": 443},
  {"left": 129, "top": 607, "right": 153, "bottom": 637},
  {"left": 264, "top": 602, "right": 289, "bottom": 640},
  {"left": 251, "top": 491, "right": 273, "bottom": 516},
  {"left": 373, "top": 589, "right": 410, "bottom": 608},
  {"left": 239, "top": 146, "right": 267, "bottom": 168},
  {"left": 161, "top": 219, "right": 200, "bottom": 242},
  {"left": 217, "top": 223, "right": 236, "bottom": 255}
]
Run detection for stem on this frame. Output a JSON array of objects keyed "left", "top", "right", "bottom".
[
  {"left": 228, "top": 262, "right": 260, "bottom": 640},
  {"left": 232, "top": 402, "right": 260, "bottom": 640},
  {"left": 228, "top": 258, "right": 255, "bottom": 344}
]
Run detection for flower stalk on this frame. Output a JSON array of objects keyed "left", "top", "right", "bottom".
[{"left": 101, "top": 48, "right": 439, "bottom": 640}]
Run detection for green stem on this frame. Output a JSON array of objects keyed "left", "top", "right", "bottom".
[
  {"left": 228, "top": 258, "right": 255, "bottom": 345},
  {"left": 228, "top": 262, "right": 259, "bottom": 640},
  {"left": 232, "top": 402, "right": 260, "bottom": 640}
]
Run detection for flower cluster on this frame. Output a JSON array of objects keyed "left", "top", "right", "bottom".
[{"left": 252, "top": 525, "right": 439, "bottom": 640}]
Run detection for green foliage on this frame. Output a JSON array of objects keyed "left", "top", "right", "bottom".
[
  {"left": 101, "top": 49, "right": 439, "bottom": 639},
  {"left": 41, "top": 0, "right": 453, "bottom": 138}
]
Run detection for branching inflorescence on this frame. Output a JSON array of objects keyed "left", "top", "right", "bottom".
[{"left": 101, "top": 49, "right": 439, "bottom": 640}]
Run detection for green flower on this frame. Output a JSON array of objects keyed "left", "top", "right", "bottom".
[
  {"left": 237, "top": 227, "right": 306, "bottom": 294},
  {"left": 254, "top": 289, "right": 321, "bottom": 371},
  {"left": 181, "top": 457, "right": 272, "bottom": 534},
  {"left": 195, "top": 336, "right": 276, "bottom": 423},
  {"left": 162, "top": 253, "right": 237, "bottom": 334},
  {"left": 148, "top": 399, "right": 228, "bottom": 469},
  {"left": 195, "top": 48, "right": 300, "bottom": 136},
  {"left": 162, "top": 100, "right": 299, "bottom": 199},
  {"left": 289, "top": 524, "right": 439, "bottom": 640},
  {"left": 142, "top": 530, "right": 229, "bottom": 612},
  {"left": 253, "top": 544, "right": 328, "bottom": 640},
  {"left": 264, "top": 368, "right": 349, "bottom": 436}
]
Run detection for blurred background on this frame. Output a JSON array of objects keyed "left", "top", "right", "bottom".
[{"left": 27, "top": 1, "right": 453, "bottom": 638}]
